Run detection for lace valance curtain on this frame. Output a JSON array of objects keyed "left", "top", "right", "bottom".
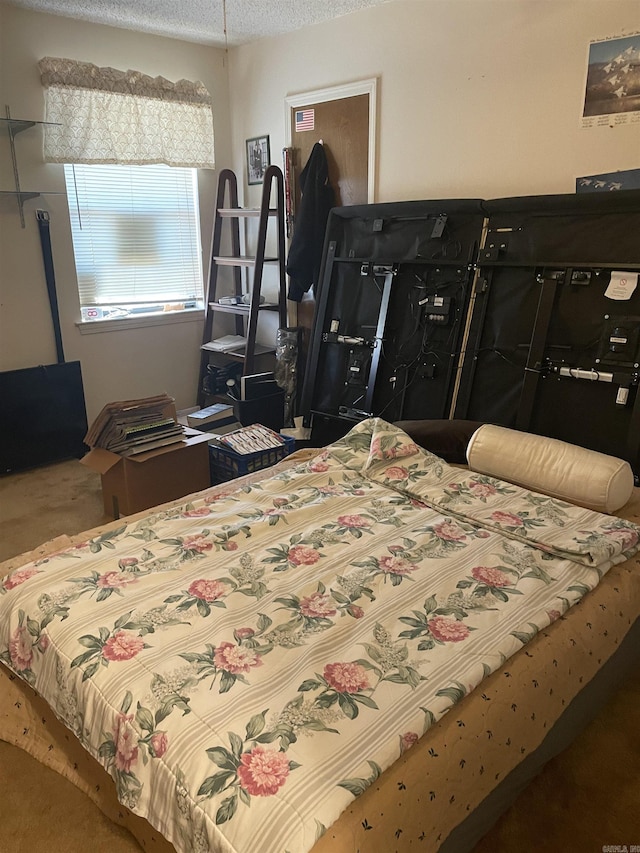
[{"left": 38, "top": 57, "right": 215, "bottom": 168}]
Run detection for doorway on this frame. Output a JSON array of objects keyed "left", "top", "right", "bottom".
[{"left": 284, "top": 79, "right": 378, "bottom": 369}]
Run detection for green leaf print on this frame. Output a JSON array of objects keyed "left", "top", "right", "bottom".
[{"left": 337, "top": 760, "right": 382, "bottom": 797}]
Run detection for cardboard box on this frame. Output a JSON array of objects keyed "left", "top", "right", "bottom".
[{"left": 81, "top": 428, "right": 212, "bottom": 518}]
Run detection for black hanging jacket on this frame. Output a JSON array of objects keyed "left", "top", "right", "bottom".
[{"left": 286, "top": 142, "right": 335, "bottom": 302}]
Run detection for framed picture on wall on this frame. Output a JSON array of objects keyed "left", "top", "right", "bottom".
[{"left": 246, "top": 135, "right": 270, "bottom": 185}]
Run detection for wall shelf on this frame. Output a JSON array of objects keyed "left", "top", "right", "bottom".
[{"left": 1, "top": 108, "right": 61, "bottom": 227}]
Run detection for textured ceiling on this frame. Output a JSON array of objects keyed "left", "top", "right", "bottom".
[{"left": 6, "top": 0, "right": 396, "bottom": 46}]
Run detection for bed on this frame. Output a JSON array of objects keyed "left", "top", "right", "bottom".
[{"left": 1, "top": 417, "right": 639, "bottom": 853}]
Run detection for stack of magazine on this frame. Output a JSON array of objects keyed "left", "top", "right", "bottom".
[
  {"left": 201, "top": 335, "right": 247, "bottom": 353},
  {"left": 216, "top": 424, "right": 285, "bottom": 456},
  {"left": 84, "top": 393, "right": 185, "bottom": 456}
]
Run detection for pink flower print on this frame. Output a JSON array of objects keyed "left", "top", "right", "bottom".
[
  {"left": 469, "top": 482, "right": 497, "bottom": 498},
  {"left": 188, "top": 579, "right": 227, "bottom": 602},
  {"left": 182, "top": 534, "right": 213, "bottom": 553},
  {"left": 471, "top": 566, "right": 510, "bottom": 588},
  {"left": 299, "top": 592, "right": 337, "bottom": 619},
  {"left": 378, "top": 556, "right": 418, "bottom": 576},
  {"left": 102, "top": 631, "right": 145, "bottom": 662},
  {"left": 337, "top": 514, "right": 370, "bottom": 529},
  {"left": 181, "top": 507, "right": 211, "bottom": 518},
  {"left": 547, "top": 609, "right": 561, "bottom": 623},
  {"left": 428, "top": 616, "right": 470, "bottom": 643},
  {"left": 237, "top": 746, "right": 290, "bottom": 797},
  {"left": 118, "top": 557, "right": 139, "bottom": 569},
  {"left": 97, "top": 571, "right": 138, "bottom": 589},
  {"left": 288, "top": 545, "right": 320, "bottom": 566},
  {"left": 475, "top": 530, "right": 491, "bottom": 539},
  {"left": 9, "top": 626, "right": 33, "bottom": 671},
  {"left": 114, "top": 714, "right": 139, "bottom": 772},
  {"left": 37, "top": 634, "right": 50, "bottom": 653},
  {"left": 309, "top": 460, "right": 329, "bottom": 473},
  {"left": 264, "top": 508, "right": 282, "bottom": 518},
  {"left": 385, "top": 466, "right": 409, "bottom": 481},
  {"left": 397, "top": 442, "right": 419, "bottom": 457},
  {"left": 222, "top": 541, "right": 238, "bottom": 552},
  {"left": 490, "top": 511, "right": 524, "bottom": 528},
  {"left": 214, "top": 641, "right": 262, "bottom": 675},
  {"left": 319, "top": 485, "right": 342, "bottom": 495},
  {"left": 205, "top": 492, "right": 228, "bottom": 504},
  {"left": 4, "top": 567, "right": 39, "bottom": 590},
  {"left": 323, "top": 661, "right": 370, "bottom": 693},
  {"left": 410, "top": 498, "right": 428, "bottom": 508},
  {"left": 433, "top": 521, "right": 467, "bottom": 541},
  {"left": 370, "top": 437, "right": 384, "bottom": 459},
  {"left": 400, "top": 731, "right": 419, "bottom": 753},
  {"left": 273, "top": 497, "right": 289, "bottom": 508},
  {"left": 604, "top": 527, "right": 639, "bottom": 551},
  {"left": 149, "top": 731, "right": 168, "bottom": 758},
  {"left": 347, "top": 605, "right": 365, "bottom": 619},
  {"left": 234, "top": 627, "right": 255, "bottom": 640}
]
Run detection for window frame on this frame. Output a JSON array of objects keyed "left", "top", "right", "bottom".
[{"left": 64, "top": 162, "right": 207, "bottom": 328}]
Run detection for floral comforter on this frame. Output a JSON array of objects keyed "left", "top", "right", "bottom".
[{"left": 1, "top": 418, "right": 638, "bottom": 853}]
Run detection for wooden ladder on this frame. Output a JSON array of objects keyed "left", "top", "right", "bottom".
[{"left": 197, "top": 166, "right": 287, "bottom": 407}]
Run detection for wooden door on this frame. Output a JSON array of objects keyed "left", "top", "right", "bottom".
[
  {"left": 286, "top": 83, "right": 375, "bottom": 380},
  {"left": 290, "top": 94, "right": 369, "bottom": 209}
]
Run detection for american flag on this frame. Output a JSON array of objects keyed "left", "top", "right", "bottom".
[{"left": 295, "top": 109, "right": 315, "bottom": 132}]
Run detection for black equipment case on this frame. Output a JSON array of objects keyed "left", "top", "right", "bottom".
[{"left": 300, "top": 190, "right": 640, "bottom": 474}]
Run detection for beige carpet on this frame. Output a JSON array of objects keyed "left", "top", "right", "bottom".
[
  {"left": 0, "top": 459, "right": 639, "bottom": 852},
  {"left": 0, "top": 457, "right": 109, "bottom": 559}
]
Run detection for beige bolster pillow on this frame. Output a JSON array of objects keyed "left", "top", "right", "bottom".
[{"left": 466, "top": 424, "right": 634, "bottom": 514}]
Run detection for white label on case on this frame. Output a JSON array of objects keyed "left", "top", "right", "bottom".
[{"left": 605, "top": 271, "right": 638, "bottom": 300}]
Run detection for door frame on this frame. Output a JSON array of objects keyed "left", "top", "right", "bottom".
[{"left": 284, "top": 77, "right": 378, "bottom": 203}]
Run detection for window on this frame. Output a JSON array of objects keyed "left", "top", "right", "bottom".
[{"left": 64, "top": 163, "right": 204, "bottom": 322}]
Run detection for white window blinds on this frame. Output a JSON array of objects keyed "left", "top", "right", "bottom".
[{"left": 65, "top": 163, "right": 204, "bottom": 314}]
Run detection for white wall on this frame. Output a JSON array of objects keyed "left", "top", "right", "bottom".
[
  {"left": 228, "top": 0, "right": 639, "bottom": 202},
  {"left": 0, "top": 4, "right": 231, "bottom": 421},
  {"left": 1, "top": 0, "right": 638, "bottom": 423}
]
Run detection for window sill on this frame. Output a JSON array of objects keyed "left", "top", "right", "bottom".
[{"left": 76, "top": 309, "right": 205, "bottom": 335}]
